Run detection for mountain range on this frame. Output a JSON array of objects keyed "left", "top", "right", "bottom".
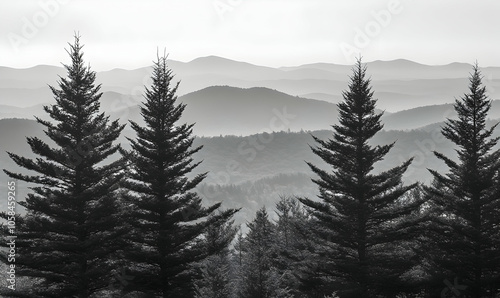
[
  {"left": 2, "top": 56, "right": 500, "bottom": 111},
  {"left": 2, "top": 56, "right": 500, "bottom": 222},
  {"left": 3, "top": 85, "right": 500, "bottom": 136}
]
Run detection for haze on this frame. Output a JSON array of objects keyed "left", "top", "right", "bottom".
[{"left": 1, "top": 0, "right": 500, "bottom": 70}]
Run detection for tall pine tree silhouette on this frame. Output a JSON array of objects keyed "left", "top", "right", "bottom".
[
  {"left": 122, "top": 53, "right": 238, "bottom": 297},
  {"left": 1, "top": 35, "right": 126, "bottom": 297},
  {"left": 299, "top": 59, "right": 425, "bottom": 297},
  {"left": 423, "top": 64, "right": 500, "bottom": 297}
]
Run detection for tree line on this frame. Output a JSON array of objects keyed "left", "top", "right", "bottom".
[{"left": 1, "top": 36, "right": 499, "bottom": 297}]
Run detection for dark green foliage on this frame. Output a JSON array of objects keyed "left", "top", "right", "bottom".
[
  {"left": 0, "top": 35, "right": 126, "bottom": 297},
  {"left": 299, "top": 59, "right": 425, "bottom": 297},
  {"left": 121, "top": 54, "right": 238, "bottom": 297},
  {"left": 423, "top": 64, "right": 500, "bottom": 297}
]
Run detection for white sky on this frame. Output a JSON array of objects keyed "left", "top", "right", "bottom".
[{"left": 1, "top": 0, "right": 500, "bottom": 70}]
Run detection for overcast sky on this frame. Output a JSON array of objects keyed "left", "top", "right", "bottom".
[{"left": 1, "top": 0, "right": 499, "bottom": 70}]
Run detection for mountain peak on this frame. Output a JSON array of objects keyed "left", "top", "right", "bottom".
[
  {"left": 368, "top": 59, "right": 426, "bottom": 67},
  {"left": 189, "top": 55, "right": 246, "bottom": 65}
]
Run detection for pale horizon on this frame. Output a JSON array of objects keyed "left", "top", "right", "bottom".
[
  {"left": 1, "top": 55, "right": 497, "bottom": 73},
  {"left": 2, "top": 0, "right": 500, "bottom": 71}
]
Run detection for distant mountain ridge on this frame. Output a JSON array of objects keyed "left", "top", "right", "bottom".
[
  {"left": 3, "top": 85, "right": 500, "bottom": 136},
  {"left": 2, "top": 56, "right": 500, "bottom": 111}
]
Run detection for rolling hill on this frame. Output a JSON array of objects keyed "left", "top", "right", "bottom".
[
  {"left": 4, "top": 85, "right": 500, "bottom": 136},
  {"left": 1, "top": 86, "right": 342, "bottom": 136}
]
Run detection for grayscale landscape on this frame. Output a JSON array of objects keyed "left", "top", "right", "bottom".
[{"left": 1, "top": 1, "right": 500, "bottom": 297}]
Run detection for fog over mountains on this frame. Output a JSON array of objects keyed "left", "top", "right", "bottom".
[
  {"left": 2, "top": 56, "right": 500, "bottom": 108},
  {"left": 2, "top": 56, "right": 500, "bottom": 220},
  {"left": 2, "top": 56, "right": 500, "bottom": 135}
]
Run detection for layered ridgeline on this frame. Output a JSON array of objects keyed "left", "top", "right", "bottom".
[
  {"left": 3, "top": 80, "right": 500, "bottom": 227},
  {"left": 4, "top": 84, "right": 500, "bottom": 136},
  {"left": 2, "top": 56, "right": 500, "bottom": 112},
  {"left": 0, "top": 57, "right": 500, "bottom": 233}
]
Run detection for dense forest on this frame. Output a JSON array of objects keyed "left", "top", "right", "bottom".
[{"left": 1, "top": 36, "right": 499, "bottom": 298}]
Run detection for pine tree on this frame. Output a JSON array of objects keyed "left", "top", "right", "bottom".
[
  {"left": 121, "top": 54, "right": 238, "bottom": 297},
  {"left": 423, "top": 64, "right": 500, "bottom": 297},
  {"left": 237, "top": 207, "right": 292, "bottom": 298},
  {"left": 272, "top": 197, "right": 334, "bottom": 298},
  {"left": 194, "top": 212, "right": 237, "bottom": 298},
  {"left": 273, "top": 195, "right": 311, "bottom": 297},
  {"left": 299, "top": 59, "right": 425, "bottom": 297},
  {"left": 0, "top": 35, "right": 126, "bottom": 297},
  {"left": 230, "top": 229, "right": 246, "bottom": 298}
]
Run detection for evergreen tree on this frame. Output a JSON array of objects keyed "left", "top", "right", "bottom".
[
  {"left": 194, "top": 212, "right": 237, "bottom": 298},
  {"left": 0, "top": 35, "right": 126, "bottom": 297},
  {"left": 273, "top": 195, "right": 312, "bottom": 297},
  {"left": 423, "top": 64, "right": 500, "bottom": 297},
  {"left": 237, "top": 207, "right": 292, "bottom": 298},
  {"left": 230, "top": 229, "right": 246, "bottom": 298},
  {"left": 299, "top": 59, "right": 425, "bottom": 297},
  {"left": 121, "top": 54, "right": 238, "bottom": 297}
]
